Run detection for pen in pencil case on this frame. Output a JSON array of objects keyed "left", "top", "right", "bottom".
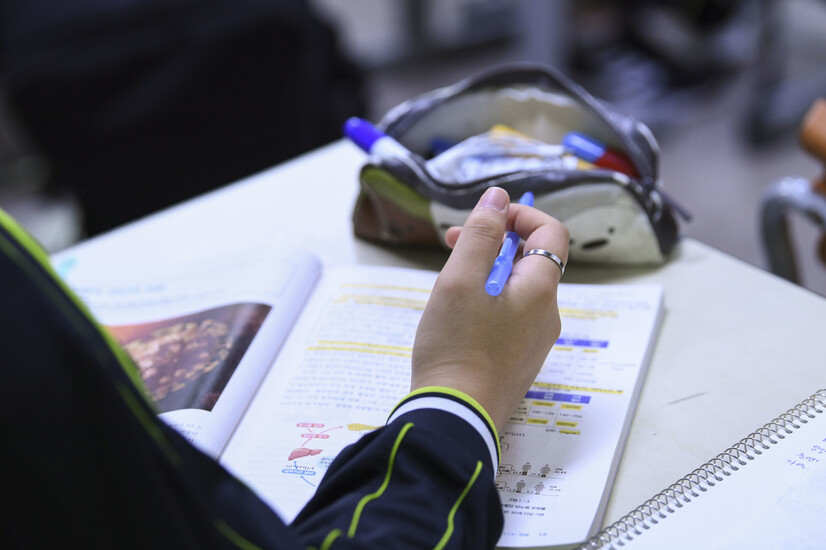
[
  {"left": 563, "top": 132, "right": 639, "bottom": 178},
  {"left": 344, "top": 117, "right": 411, "bottom": 160},
  {"left": 485, "top": 191, "right": 535, "bottom": 297}
]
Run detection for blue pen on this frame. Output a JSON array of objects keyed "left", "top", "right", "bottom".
[
  {"left": 343, "top": 117, "right": 411, "bottom": 160},
  {"left": 562, "top": 132, "right": 638, "bottom": 177},
  {"left": 485, "top": 191, "right": 535, "bottom": 296}
]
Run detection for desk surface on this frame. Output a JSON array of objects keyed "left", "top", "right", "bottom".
[{"left": 71, "top": 140, "right": 826, "bottom": 527}]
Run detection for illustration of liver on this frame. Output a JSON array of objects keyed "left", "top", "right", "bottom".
[{"left": 288, "top": 448, "right": 322, "bottom": 461}]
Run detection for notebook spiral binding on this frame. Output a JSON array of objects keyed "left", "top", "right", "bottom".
[{"left": 578, "top": 389, "right": 826, "bottom": 550}]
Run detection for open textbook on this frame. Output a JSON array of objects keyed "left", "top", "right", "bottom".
[{"left": 53, "top": 245, "right": 663, "bottom": 549}]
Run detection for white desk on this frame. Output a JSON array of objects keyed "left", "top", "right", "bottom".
[{"left": 67, "top": 140, "right": 826, "bottom": 528}]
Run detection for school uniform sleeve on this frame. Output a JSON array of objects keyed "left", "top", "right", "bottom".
[
  {"left": 291, "top": 387, "right": 504, "bottom": 550},
  {"left": 1, "top": 208, "right": 505, "bottom": 550}
]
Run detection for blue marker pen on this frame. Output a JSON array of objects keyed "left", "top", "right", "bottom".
[
  {"left": 562, "top": 132, "right": 638, "bottom": 177},
  {"left": 343, "top": 117, "right": 411, "bottom": 160},
  {"left": 485, "top": 191, "right": 535, "bottom": 296}
]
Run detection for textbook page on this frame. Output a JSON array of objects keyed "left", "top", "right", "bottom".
[
  {"left": 220, "top": 265, "right": 437, "bottom": 520},
  {"left": 496, "top": 283, "right": 663, "bottom": 549},
  {"left": 52, "top": 245, "right": 321, "bottom": 458},
  {"left": 221, "top": 277, "right": 664, "bottom": 549}
]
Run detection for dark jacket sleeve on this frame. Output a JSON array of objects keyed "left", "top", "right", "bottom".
[
  {"left": 1, "top": 208, "right": 503, "bottom": 550},
  {"left": 292, "top": 402, "right": 504, "bottom": 549}
]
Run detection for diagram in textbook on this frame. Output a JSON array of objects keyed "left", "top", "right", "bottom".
[
  {"left": 281, "top": 422, "right": 379, "bottom": 486},
  {"left": 495, "top": 388, "right": 593, "bottom": 499},
  {"left": 286, "top": 423, "right": 341, "bottom": 462}
]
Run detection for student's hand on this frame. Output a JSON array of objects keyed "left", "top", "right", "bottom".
[{"left": 411, "top": 187, "right": 569, "bottom": 433}]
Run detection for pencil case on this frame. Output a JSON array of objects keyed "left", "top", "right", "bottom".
[{"left": 350, "top": 63, "right": 689, "bottom": 265}]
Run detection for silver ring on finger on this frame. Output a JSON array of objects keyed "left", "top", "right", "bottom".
[{"left": 524, "top": 248, "right": 565, "bottom": 276}]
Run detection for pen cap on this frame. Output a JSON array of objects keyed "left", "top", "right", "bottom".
[
  {"left": 344, "top": 117, "right": 383, "bottom": 152},
  {"left": 344, "top": 117, "right": 410, "bottom": 159},
  {"left": 564, "top": 132, "right": 638, "bottom": 177},
  {"left": 563, "top": 132, "right": 603, "bottom": 163}
]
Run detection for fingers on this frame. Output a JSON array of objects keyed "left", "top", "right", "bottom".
[
  {"left": 444, "top": 190, "right": 569, "bottom": 291},
  {"left": 444, "top": 226, "right": 461, "bottom": 248},
  {"left": 510, "top": 204, "right": 569, "bottom": 286},
  {"left": 441, "top": 187, "right": 510, "bottom": 284},
  {"left": 511, "top": 204, "right": 569, "bottom": 263}
]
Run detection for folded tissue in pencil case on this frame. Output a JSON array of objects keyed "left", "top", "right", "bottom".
[{"left": 348, "top": 63, "right": 689, "bottom": 265}]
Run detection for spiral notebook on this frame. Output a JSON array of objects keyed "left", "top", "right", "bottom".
[{"left": 578, "top": 389, "right": 826, "bottom": 550}]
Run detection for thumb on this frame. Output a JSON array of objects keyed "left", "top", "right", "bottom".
[{"left": 443, "top": 187, "right": 510, "bottom": 281}]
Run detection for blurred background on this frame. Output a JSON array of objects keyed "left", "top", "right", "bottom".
[{"left": 2, "top": 0, "right": 826, "bottom": 294}]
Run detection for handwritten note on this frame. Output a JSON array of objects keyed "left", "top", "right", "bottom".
[{"left": 786, "top": 437, "right": 826, "bottom": 471}]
